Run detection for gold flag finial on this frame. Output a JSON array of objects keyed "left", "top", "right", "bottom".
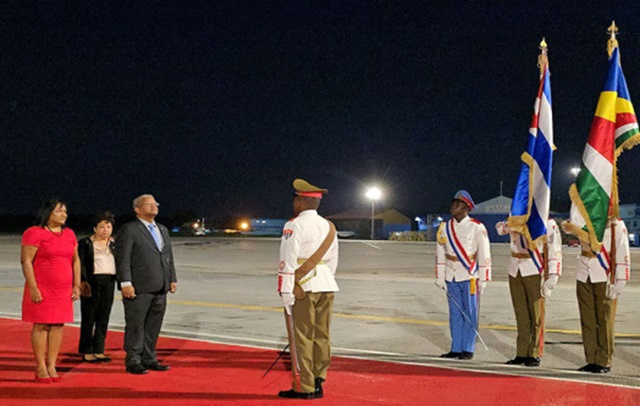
[
  {"left": 537, "top": 37, "right": 549, "bottom": 75},
  {"left": 607, "top": 21, "right": 619, "bottom": 57}
]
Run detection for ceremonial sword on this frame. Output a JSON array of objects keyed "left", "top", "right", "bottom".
[{"left": 440, "top": 286, "right": 489, "bottom": 351}]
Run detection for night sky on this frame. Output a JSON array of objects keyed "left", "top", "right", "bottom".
[{"left": 3, "top": 1, "right": 640, "bottom": 225}]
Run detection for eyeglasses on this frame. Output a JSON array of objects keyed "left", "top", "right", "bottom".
[{"left": 140, "top": 202, "right": 160, "bottom": 207}]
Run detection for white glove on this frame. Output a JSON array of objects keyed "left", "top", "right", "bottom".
[
  {"left": 478, "top": 281, "right": 487, "bottom": 295},
  {"left": 495, "top": 221, "right": 509, "bottom": 236},
  {"left": 542, "top": 274, "right": 559, "bottom": 298},
  {"left": 607, "top": 280, "right": 627, "bottom": 300},
  {"left": 281, "top": 292, "right": 295, "bottom": 308},
  {"left": 435, "top": 278, "right": 447, "bottom": 292}
]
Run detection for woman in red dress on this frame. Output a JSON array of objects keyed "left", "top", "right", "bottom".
[{"left": 21, "top": 199, "right": 81, "bottom": 383}]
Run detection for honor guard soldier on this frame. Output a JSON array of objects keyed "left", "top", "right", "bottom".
[
  {"left": 562, "top": 218, "right": 630, "bottom": 374},
  {"left": 495, "top": 219, "right": 562, "bottom": 367},
  {"left": 435, "top": 190, "right": 491, "bottom": 360},
  {"left": 277, "top": 179, "right": 339, "bottom": 399}
]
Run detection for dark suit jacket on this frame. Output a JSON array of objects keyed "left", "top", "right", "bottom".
[
  {"left": 115, "top": 219, "right": 177, "bottom": 293},
  {"left": 78, "top": 237, "right": 116, "bottom": 282}
]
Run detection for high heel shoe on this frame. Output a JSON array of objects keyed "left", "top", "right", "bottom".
[
  {"left": 50, "top": 375, "right": 63, "bottom": 383},
  {"left": 34, "top": 373, "right": 52, "bottom": 384}
]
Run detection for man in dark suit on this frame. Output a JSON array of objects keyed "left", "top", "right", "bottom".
[{"left": 116, "top": 194, "right": 177, "bottom": 374}]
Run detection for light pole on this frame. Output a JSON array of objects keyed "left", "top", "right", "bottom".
[{"left": 365, "top": 187, "right": 382, "bottom": 240}]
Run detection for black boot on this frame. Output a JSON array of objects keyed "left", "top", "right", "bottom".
[{"left": 440, "top": 351, "right": 462, "bottom": 358}]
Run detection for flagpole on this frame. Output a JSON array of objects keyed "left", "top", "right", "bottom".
[
  {"left": 537, "top": 37, "right": 549, "bottom": 357},
  {"left": 607, "top": 21, "right": 618, "bottom": 287},
  {"left": 607, "top": 23, "right": 619, "bottom": 313}
]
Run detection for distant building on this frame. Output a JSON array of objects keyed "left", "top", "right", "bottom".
[
  {"left": 473, "top": 195, "right": 512, "bottom": 215},
  {"left": 327, "top": 208, "right": 411, "bottom": 239},
  {"left": 246, "top": 218, "right": 287, "bottom": 236},
  {"left": 619, "top": 204, "right": 640, "bottom": 246}
]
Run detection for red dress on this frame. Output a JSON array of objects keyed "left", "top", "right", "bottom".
[{"left": 21, "top": 226, "right": 77, "bottom": 324}]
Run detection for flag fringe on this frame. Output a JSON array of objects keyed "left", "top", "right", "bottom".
[
  {"left": 615, "top": 133, "right": 640, "bottom": 158},
  {"left": 507, "top": 152, "right": 548, "bottom": 247},
  {"left": 612, "top": 158, "right": 619, "bottom": 219},
  {"left": 610, "top": 134, "right": 640, "bottom": 218},
  {"left": 566, "top": 183, "right": 603, "bottom": 252}
]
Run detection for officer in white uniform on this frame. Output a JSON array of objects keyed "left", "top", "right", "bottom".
[
  {"left": 435, "top": 190, "right": 491, "bottom": 360},
  {"left": 495, "top": 219, "right": 562, "bottom": 367},
  {"left": 277, "top": 178, "right": 339, "bottom": 399},
  {"left": 563, "top": 218, "right": 629, "bottom": 374}
]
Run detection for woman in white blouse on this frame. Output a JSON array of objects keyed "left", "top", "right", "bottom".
[{"left": 78, "top": 212, "right": 117, "bottom": 363}]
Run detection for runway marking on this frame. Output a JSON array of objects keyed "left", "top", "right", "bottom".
[
  {"left": 2, "top": 287, "right": 639, "bottom": 338},
  {"left": 166, "top": 299, "right": 640, "bottom": 338}
]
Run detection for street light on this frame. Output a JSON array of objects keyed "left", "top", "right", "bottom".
[{"left": 365, "top": 187, "right": 382, "bottom": 239}]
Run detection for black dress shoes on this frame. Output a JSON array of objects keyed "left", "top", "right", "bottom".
[
  {"left": 277, "top": 389, "right": 316, "bottom": 399},
  {"left": 126, "top": 364, "right": 149, "bottom": 375},
  {"left": 524, "top": 357, "right": 540, "bottom": 367},
  {"left": 458, "top": 352, "right": 474, "bottom": 360},
  {"left": 144, "top": 362, "right": 171, "bottom": 371},
  {"left": 315, "top": 377, "right": 325, "bottom": 399},
  {"left": 506, "top": 356, "right": 528, "bottom": 365},
  {"left": 440, "top": 351, "right": 462, "bottom": 358}
]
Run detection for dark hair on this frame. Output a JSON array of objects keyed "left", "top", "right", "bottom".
[
  {"left": 93, "top": 211, "right": 115, "bottom": 228},
  {"left": 35, "top": 198, "right": 67, "bottom": 227}
]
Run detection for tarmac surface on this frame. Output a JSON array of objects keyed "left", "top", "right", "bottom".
[{"left": 0, "top": 235, "right": 638, "bottom": 389}]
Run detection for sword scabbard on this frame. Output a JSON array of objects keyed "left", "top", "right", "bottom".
[{"left": 284, "top": 309, "right": 302, "bottom": 391}]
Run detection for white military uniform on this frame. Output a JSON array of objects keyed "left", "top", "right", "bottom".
[
  {"left": 576, "top": 218, "right": 630, "bottom": 284},
  {"left": 435, "top": 216, "right": 491, "bottom": 355},
  {"left": 573, "top": 218, "right": 630, "bottom": 369},
  {"left": 278, "top": 210, "right": 339, "bottom": 295},
  {"left": 496, "top": 219, "right": 563, "bottom": 278},
  {"left": 436, "top": 216, "right": 491, "bottom": 284},
  {"left": 277, "top": 208, "right": 338, "bottom": 395},
  {"left": 495, "top": 219, "right": 562, "bottom": 361}
]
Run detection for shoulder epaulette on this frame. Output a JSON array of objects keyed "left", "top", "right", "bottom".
[{"left": 436, "top": 222, "right": 446, "bottom": 245}]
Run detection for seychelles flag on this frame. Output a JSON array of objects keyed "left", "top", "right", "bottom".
[
  {"left": 564, "top": 46, "right": 640, "bottom": 252},
  {"left": 508, "top": 59, "right": 554, "bottom": 246}
]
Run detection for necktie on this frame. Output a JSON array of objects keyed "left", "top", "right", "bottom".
[{"left": 148, "top": 224, "right": 162, "bottom": 250}]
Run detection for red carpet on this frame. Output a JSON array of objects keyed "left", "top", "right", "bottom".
[{"left": 0, "top": 318, "right": 639, "bottom": 405}]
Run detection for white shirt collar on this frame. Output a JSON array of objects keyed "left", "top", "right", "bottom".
[{"left": 138, "top": 218, "right": 157, "bottom": 228}]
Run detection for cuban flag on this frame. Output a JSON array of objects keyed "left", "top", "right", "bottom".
[{"left": 508, "top": 62, "right": 555, "bottom": 247}]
